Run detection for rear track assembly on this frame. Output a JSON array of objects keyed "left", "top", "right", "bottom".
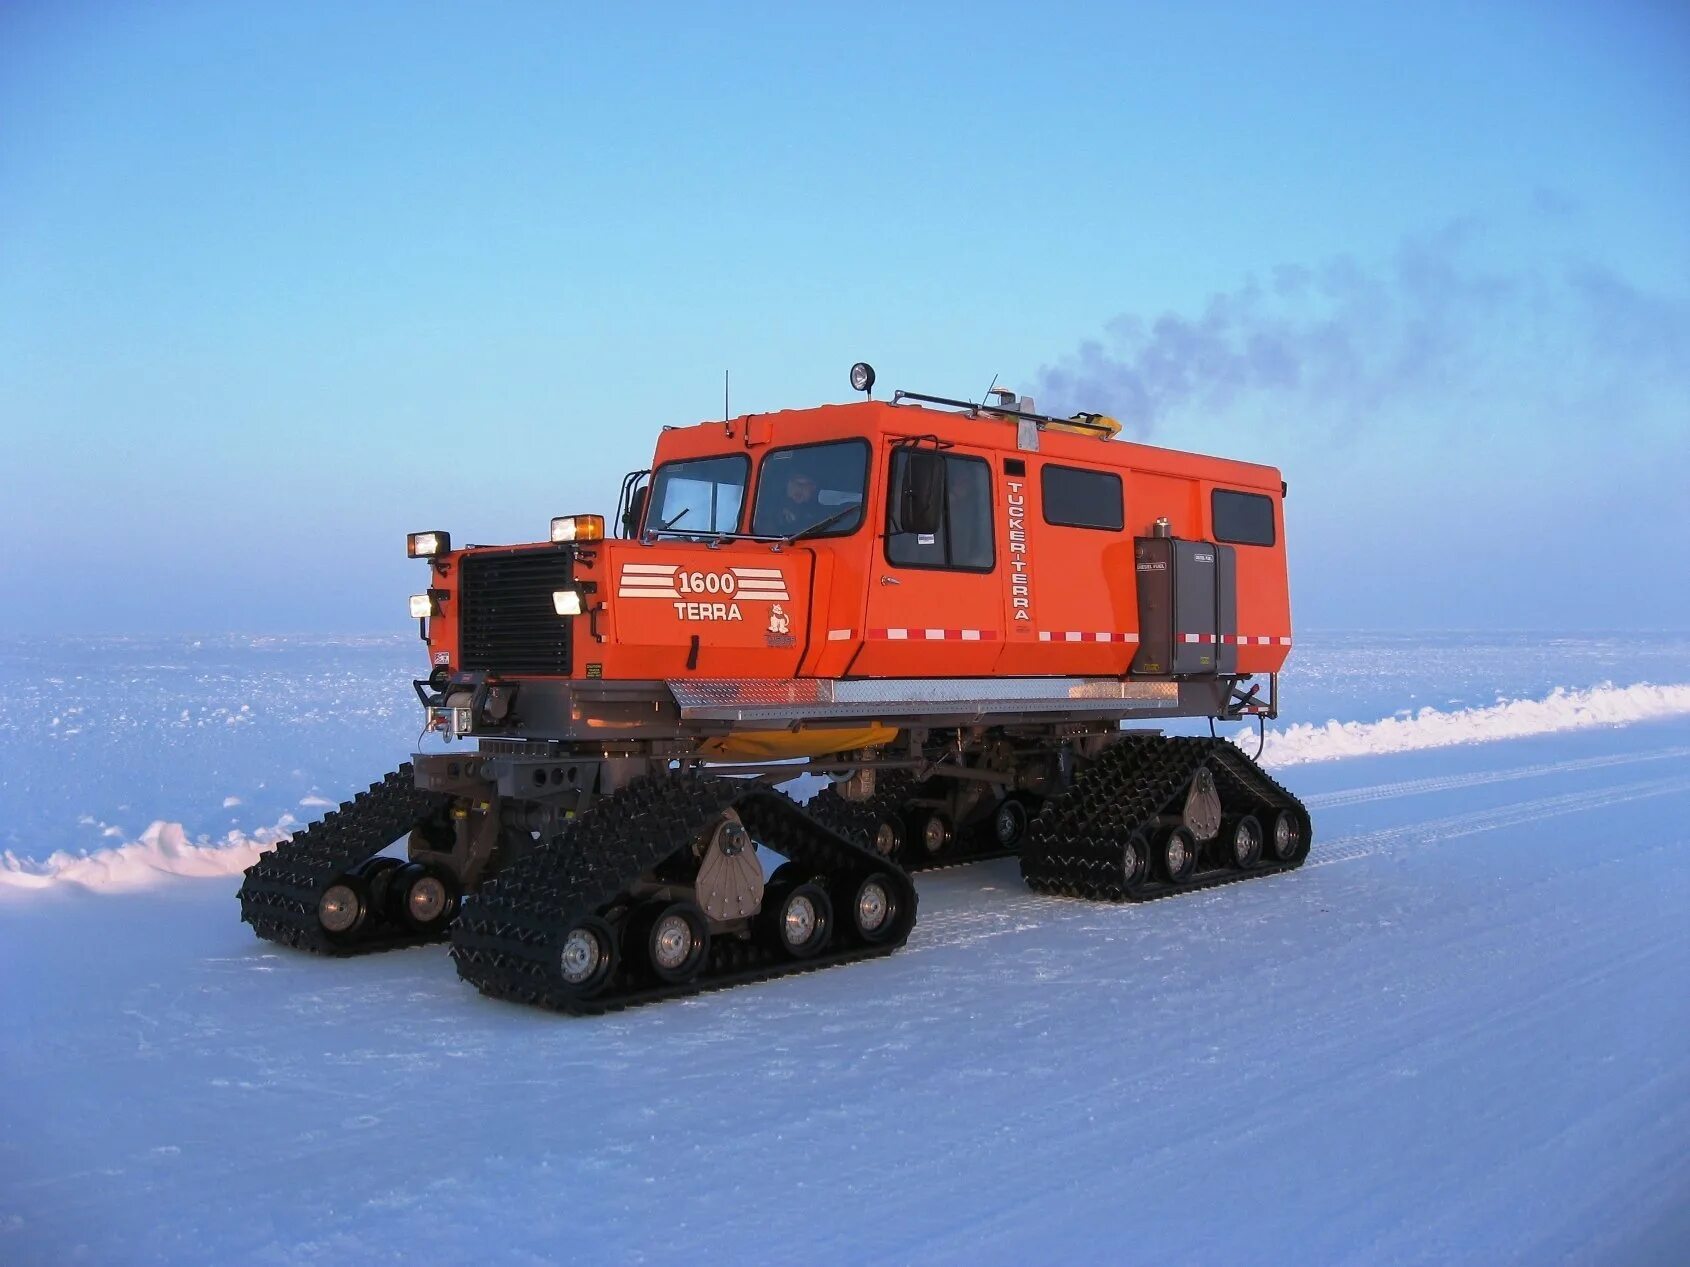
[{"left": 1021, "top": 736, "right": 1311, "bottom": 900}]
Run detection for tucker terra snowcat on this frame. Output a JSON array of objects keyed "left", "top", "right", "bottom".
[{"left": 238, "top": 366, "right": 1311, "bottom": 1013}]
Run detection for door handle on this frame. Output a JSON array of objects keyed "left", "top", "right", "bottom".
[{"left": 879, "top": 575, "right": 901, "bottom": 586}]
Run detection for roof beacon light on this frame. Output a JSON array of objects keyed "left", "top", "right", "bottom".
[
  {"left": 849, "top": 361, "right": 876, "bottom": 396},
  {"left": 551, "top": 514, "right": 605, "bottom": 544}
]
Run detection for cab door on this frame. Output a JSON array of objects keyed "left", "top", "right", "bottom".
[{"left": 850, "top": 444, "right": 1004, "bottom": 678}]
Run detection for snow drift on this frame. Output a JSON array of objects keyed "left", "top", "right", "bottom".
[
  {"left": 0, "top": 820, "right": 290, "bottom": 893},
  {"left": 1246, "top": 680, "right": 1690, "bottom": 767},
  {"left": 6, "top": 680, "right": 1688, "bottom": 896}
]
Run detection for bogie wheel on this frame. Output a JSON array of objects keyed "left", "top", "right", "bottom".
[
  {"left": 555, "top": 915, "right": 618, "bottom": 998},
  {"left": 316, "top": 874, "right": 370, "bottom": 941},
  {"left": 630, "top": 900, "right": 711, "bottom": 984},
  {"left": 350, "top": 856, "right": 405, "bottom": 917},
  {"left": 918, "top": 812, "right": 954, "bottom": 858},
  {"left": 1122, "top": 831, "right": 1154, "bottom": 893},
  {"left": 849, "top": 872, "right": 901, "bottom": 944},
  {"left": 1267, "top": 810, "right": 1305, "bottom": 863},
  {"left": 991, "top": 797, "right": 1030, "bottom": 849},
  {"left": 761, "top": 881, "right": 833, "bottom": 959},
  {"left": 872, "top": 816, "right": 907, "bottom": 861},
  {"left": 391, "top": 862, "right": 461, "bottom": 933},
  {"left": 1158, "top": 826, "right": 1199, "bottom": 884},
  {"left": 1224, "top": 815, "right": 1264, "bottom": 870}
]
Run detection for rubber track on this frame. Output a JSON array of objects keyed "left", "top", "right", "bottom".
[
  {"left": 1020, "top": 736, "right": 1313, "bottom": 901},
  {"left": 449, "top": 775, "right": 920, "bottom": 1015},
  {"left": 237, "top": 765, "right": 452, "bottom": 955},
  {"left": 805, "top": 772, "right": 1018, "bottom": 872}
]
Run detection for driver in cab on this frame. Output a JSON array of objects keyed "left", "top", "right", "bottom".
[{"left": 771, "top": 471, "right": 826, "bottom": 535}]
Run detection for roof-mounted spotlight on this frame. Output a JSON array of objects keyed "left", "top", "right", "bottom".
[{"left": 849, "top": 361, "right": 876, "bottom": 397}]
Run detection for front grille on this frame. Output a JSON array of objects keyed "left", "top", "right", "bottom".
[{"left": 457, "top": 548, "right": 573, "bottom": 675}]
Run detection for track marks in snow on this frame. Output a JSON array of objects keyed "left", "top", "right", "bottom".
[
  {"left": 1309, "top": 774, "right": 1690, "bottom": 869},
  {"left": 1304, "top": 745, "right": 1690, "bottom": 809}
]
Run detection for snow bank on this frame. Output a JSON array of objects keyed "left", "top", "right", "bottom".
[
  {"left": 0, "top": 820, "right": 292, "bottom": 894},
  {"left": 1251, "top": 681, "right": 1690, "bottom": 768}
]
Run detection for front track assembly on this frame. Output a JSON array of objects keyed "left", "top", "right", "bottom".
[
  {"left": 1021, "top": 736, "right": 1311, "bottom": 900},
  {"left": 450, "top": 774, "right": 919, "bottom": 1015},
  {"left": 237, "top": 765, "right": 459, "bottom": 955}
]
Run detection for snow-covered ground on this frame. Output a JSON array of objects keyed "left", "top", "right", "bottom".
[{"left": 2, "top": 635, "right": 1688, "bottom": 1264}]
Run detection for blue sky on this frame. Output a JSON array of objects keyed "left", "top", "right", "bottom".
[{"left": 3, "top": 1, "right": 1686, "bottom": 634}]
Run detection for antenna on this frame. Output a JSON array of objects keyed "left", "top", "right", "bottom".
[
  {"left": 980, "top": 372, "right": 998, "bottom": 407},
  {"left": 724, "top": 370, "right": 730, "bottom": 422}
]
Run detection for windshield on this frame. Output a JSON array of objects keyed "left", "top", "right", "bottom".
[
  {"left": 750, "top": 441, "right": 869, "bottom": 538},
  {"left": 645, "top": 455, "right": 749, "bottom": 536}
]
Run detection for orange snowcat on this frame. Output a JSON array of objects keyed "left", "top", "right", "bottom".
[{"left": 239, "top": 367, "right": 1311, "bottom": 1013}]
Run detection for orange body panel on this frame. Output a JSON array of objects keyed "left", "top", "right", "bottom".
[{"left": 424, "top": 400, "right": 1293, "bottom": 682}]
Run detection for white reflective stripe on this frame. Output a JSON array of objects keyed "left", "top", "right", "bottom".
[
  {"left": 960, "top": 630, "right": 981, "bottom": 641},
  {"left": 1278, "top": 636, "right": 1293, "bottom": 645},
  {"left": 887, "top": 628, "right": 909, "bottom": 640},
  {"left": 1182, "top": 633, "right": 1200, "bottom": 644},
  {"left": 827, "top": 629, "right": 853, "bottom": 641},
  {"left": 925, "top": 628, "right": 944, "bottom": 639}
]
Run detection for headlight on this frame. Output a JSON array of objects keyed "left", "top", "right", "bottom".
[
  {"left": 407, "top": 530, "right": 450, "bottom": 558},
  {"left": 550, "top": 514, "right": 605, "bottom": 543},
  {"left": 552, "top": 589, "right": 585, "bottom": 617},
  {"left": 409, "top": 594, "right": 435, "bottom": 620}
]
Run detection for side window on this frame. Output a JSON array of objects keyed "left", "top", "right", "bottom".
[
  {"left": 1041, "top": 465, "right": 1123, "bottom": 531},
  {"left": 887, "top": 450, "right": 995, "bottom": 571},
  {"left": 647, "top": 455, "right": 749, "bottom": 536},
  {"left": 1212, "top": 489, "right": 1276, "bottom": 546},
  {"left": 750, "top": 440, "right": 869, "bottom": 538}
]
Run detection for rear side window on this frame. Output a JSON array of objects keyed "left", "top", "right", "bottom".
[
  {"left": 1212, "top": 489, "right": 1276, "bottom": 546},
  {"left": 886, "top": 450, "right": 994, "bottom": 571},
  {"left": 1042, "top": 465, "right": 1123, "bottom": 531}
]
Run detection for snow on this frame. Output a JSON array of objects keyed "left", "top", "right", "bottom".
[{"left": 2, "top": 636, "right": 1689, "bottom": 1264}]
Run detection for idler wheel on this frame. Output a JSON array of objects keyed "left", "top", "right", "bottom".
[
  {"left": 392, "top": 863, "right": 460, "bottom": 933},
  {"left": 556, "top": 916, "right": 618, "bottom": 998},
  {"left": 630, "top": 899, "right": 710, "bottom": 984},
  {"left": 1158, "top": 825, "right": 1199, "bottom": 884},
  {"left": 316, "top": 876, "right": 369, "bottom": 940},
  {"left": 1267, "top": 809, "right": 1304, "bottom": 862},
  {"left": 1223, "top": 814, "right": 1264, "bottom": 870},
  {"left": 761, "top": 881, "right": 833, "bottom": 959},
  {"left": 849, "top": 872, "right": 901, "bottom": 944}
]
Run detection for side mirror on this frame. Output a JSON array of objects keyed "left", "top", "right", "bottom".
[
  {"left": 898, "top": 449, "right": 946, "bottom": 536},
  {"left": 622, "top": 484, "right": 649, "bottom": 538}
]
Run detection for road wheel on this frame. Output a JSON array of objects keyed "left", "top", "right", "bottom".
[
  {"left": 1122, "top": 831, "right": 1154, "bottom": 893},
  {"left": 316, "top": 875, "right": 369, "bottom": 941},
  {"left": 1267, "top": 809, "right": 1304, "bottom": 862},
  {"left": 991, "top": 797, "right": 1030, "bottom": 849},
  {"left": 849, "top": 872, "right": 901, "bottom": 944},
  {"left": 350, "top": 856, "right": 405, "bottom": 917},
  {"left": 918, "top": 812, "right": 953, "bottom": 858},
  {"left": 872, "top": 815, "right": 907, "bottom": 861},
  {"left": 1158, "top": 826, "right": 1199, "bottom": 884},
  {"left": 392, "top": 863, "right": 460, "bottom": 933},
  {"left": 631, "top": 899, "right": 711, "bottom": 984},
  {"left": 556, "top": 915, "right": 618, "bottom": 998},
  {"left": 1223, "top": 815, "right": 1263, "bottom": 870},
  {"left": 762, "top": 881, "right": 833, "bottom": 959}
]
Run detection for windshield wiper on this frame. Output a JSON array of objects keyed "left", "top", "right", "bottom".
[
  {"left": 658, "top": 507, "right": 691, "bottom": 532},
  {"left": 787, "top": 506, "right": 857, "bottom": 542}
]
